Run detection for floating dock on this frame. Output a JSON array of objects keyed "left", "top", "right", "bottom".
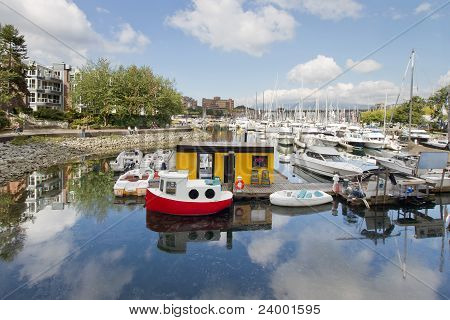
[{"left": 228, "top": 170, "right": 333, "bottom": 200}]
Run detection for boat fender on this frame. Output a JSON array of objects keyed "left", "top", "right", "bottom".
[
  {"left": 154, "top": 171, "right": 159, "bottom": 179},
  {"left": 235, "top": 176, "right": 245, "bottom": 191},
  {"left": 332, "top": 174, "right": 340, "bottom": 193}
]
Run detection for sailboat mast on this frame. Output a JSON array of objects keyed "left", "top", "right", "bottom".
[
  {"left": 408, "top": 49, "right": 416, "bottom": 142},
  {"left": 383, "top": 90, "right": 387, "bottom": 136}
]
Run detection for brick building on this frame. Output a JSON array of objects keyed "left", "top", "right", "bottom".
[{"left": 202, "top": 96, "right": 234, "bottom": 113}]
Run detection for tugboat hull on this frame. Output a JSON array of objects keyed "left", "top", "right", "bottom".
[{"left": 146, "top": 189, "right": 233, "bottom": 216}]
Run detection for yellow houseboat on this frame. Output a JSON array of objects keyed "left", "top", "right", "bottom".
[{"left": 176, "top": 142, "right": 274, "bottom": 185}]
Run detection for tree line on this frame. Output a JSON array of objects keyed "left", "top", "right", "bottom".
[
  {"left": 0, "top": 24, "right": 183, "bottom": 129},
  {"left": 70, "top": 59, "right": 183, "bottom": 128},
  {"left": 360, "top": 86, "right": 449, "bottom": 129}
]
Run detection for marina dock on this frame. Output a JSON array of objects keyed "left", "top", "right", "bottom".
[{"left": 228, "top": 170, "right": 333, "bottom": 200}]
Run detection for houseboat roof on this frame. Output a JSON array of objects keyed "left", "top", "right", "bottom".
[
  {"left": 177, "top": 142, "right": 274, "bottom": 153},
  {"left": 159, "top": 171, "right": 188, "bottom": 179},
  {"left": 308, "top": 146, "right": 340, "bottom": 156}
]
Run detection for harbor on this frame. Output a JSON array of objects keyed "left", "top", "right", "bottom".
[
  {"left": 0, "top": 1, "right": 449, "bottom": 305},
  {"left": 0, "top": 127, "right": 449, "bottom": 299}
]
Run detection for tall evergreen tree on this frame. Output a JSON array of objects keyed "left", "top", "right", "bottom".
[{"left": 0, "top": 24, "right": 29, "bottom": 111}]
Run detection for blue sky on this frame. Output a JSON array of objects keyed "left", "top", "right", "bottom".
[{"left": 1, "top": 0, "right": 449, "bottom": 106}]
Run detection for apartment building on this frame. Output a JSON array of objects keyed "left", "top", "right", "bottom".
[
  {"left": 182, "top": 96, "right": 198, "bottom": 109},
  {"left": 26, "top": 62, "right": 72, "bottom": 111},
  {"left": 202, "top": 96, "right": 234, "bottom": 113}
]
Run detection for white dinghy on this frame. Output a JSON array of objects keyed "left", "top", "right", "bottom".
[
  {"left": 114, "top": 168, "right": 154, "bottom": 197},
  {"left": 270, "top": 189, "right": 333, "bottom": 207}
]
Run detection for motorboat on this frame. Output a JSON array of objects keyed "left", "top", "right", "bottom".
[
  {"left": 145, "top": 171, "right": 233, "bottom": 215},
  {"left": 375, "top": 154, "right": 418, "bottom": 176},
  {"left": 362, "top": 130, "right": 385, "bottom": 149},
  {"left": 295, "top": 146, "right": 364, "bottom": 178},
  {"left": 110, "top": 150, "right": 143, "bottom": 172},
  {"left": 278, "top": 153, "right": 291, "bottom": 163},
  {"left": 277, "top": 126, "right": 294, "bottom": 145},
  {"left": 114, "top": 168, "right": 154, "bottom": 197},
  {"left": 399, "top": 128, "right": 431, "bottom": 144},
  {"left": 384, "top": 136, "right": 402, "bottom": 151},
  {"left": 270, "top": 189, "right": 333, "bottom": 207},
  {"left": 342, "top": 131, "right": 365, "bottom": 149},
  {"left": 141, "top": 149, "right": 174, "bottom": 171},
  {"left": 315, "top": 133, "right": 340, "bottom": 147},
  {"left": 419, "top": 169, "right": 450, "bottom": 188}
]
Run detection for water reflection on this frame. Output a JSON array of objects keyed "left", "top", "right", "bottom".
[
  {"left": 0, "top": 135, "right": 448, "bottom": 299},
  {"left": 147, "top": 202, "right": 272, "bottom": 254}
]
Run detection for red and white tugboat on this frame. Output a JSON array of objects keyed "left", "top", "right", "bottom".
[{"left": 145, "top": 171, "right": 233, "bottom": 215}]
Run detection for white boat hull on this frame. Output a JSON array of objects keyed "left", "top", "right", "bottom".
[
  {"left": 270, "top": 190, "right": 333, "bottom": 207},
  {"left": 295, "top": 157, "right": 363, "bottom": 178},
  {"left": 364, "top": 141, "right": 384, "bottom": 149}
]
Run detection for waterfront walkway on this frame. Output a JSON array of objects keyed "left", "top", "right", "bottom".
[{"left": 0, "top": 126, "right": 192, "bottom": 142}]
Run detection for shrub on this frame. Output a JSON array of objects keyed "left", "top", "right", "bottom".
[
  {"left": 0, "top": 110, "right": 10, "bottom": 129},
  {"left": 33, "top": 108, "right": 66, "bottom": 121}
]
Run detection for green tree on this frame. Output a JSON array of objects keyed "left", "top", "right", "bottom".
[
  {"left": 391, "top": 96, "right": 426, "bottom": 125},
  {"left": 69, "top": 169, "right": 115, "bottom": 222},
  {"left": 71, "top": 58, "right": 114, "bottom": 126},
  {"left": 427, "top": 86, "right": 449, "bottom": 128},
  {"left": 153, "top": 76, "right": 183, "bottom": 126},
  {"left": 71, "top": 58, "right": 183, "bottom": 128},
  {"left": 0, "top": 24, "right": 29, "bottom": 111},
  {"left": 360, "top": 109, "right": 390, "bottom": 124},
  {"left": 111, "top": 65, "right": 158, "bottom": 123},
  {"left": 0, "top": 191, "right": 31, "bottom": 262}
]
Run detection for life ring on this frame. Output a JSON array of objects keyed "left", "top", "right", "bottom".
[
  {"left": 235, "top": 207, "right": 244, "bottom": 216},
  {"left": 235, "top": 179, "right": 245, "bottom": 190}
]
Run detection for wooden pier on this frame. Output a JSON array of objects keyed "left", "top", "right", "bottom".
[{"left": 228, "top": 170, "right": 333, "bottom": 200}]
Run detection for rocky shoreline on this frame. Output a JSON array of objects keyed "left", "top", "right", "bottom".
[{"left": 0, "top": 129, "right": 211, "bottom": 186}]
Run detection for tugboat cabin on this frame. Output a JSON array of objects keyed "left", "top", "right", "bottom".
[{"left": 176, "top": 142, "right": 274, "bottom": 184}]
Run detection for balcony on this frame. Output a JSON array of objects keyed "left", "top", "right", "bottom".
[{"left": 44, "top": 87, "right": 61, "bottom": 94}]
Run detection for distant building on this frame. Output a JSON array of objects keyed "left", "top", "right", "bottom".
[
  {"left": 182, "top": 96, "right": 198, "bottom": 109},
  {"left": 26, "top": 62, "right": 72, "bottom": 111},
  {"left": 202, "top": 96, "right": 234, "bottom": 114}
]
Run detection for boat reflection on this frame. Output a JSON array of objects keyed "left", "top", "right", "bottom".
[
  {"left": 146, "top": 202, "right": 272, "bottom": 254},
  {"left": 270, "top": 201, "right": 334, "bottom": 216}
]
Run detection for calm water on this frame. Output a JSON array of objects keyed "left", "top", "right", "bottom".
[{"left": 0, "top": 129, "right": 449, "bottom": 299}]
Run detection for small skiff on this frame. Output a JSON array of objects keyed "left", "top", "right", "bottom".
[
  {"left": 114, "top": 168, "right": 154, "bottom": 197},
  {"left": 270, "top": 189, "right": 333, "bottom": 207}
]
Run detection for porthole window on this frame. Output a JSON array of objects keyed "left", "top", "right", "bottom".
[
  {"left": 205, "top": 231, "right": 214, "bottom": 240},
  {"left": 188, "top": 232, "right": 198, "bottom": 240},
  {"left": 205, "top": 189, "right": 215, "bottom": 199},
  {"left": 189, "top": 189, "right": 199, "bottom": 199}
]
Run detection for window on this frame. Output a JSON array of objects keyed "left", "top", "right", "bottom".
[
  {"left": 252, "top": 155, "right": 268, "bottom": 168},
  {"left": 189, "top": 189, "right": 199, "bottom": 199},
  {"left": 306, "top": 152, "right": 323, "bottom": 160},
  {"left": 204, "top": 231, "right": 214, "bottom": 240},
  {"left": 188, "top": 232, "right": 198, "bottom": 240},
  {"left": 322, "top": 154, "right": 343, "bottom": 162},
  {"left": 166, "top": 181, "right": 176, "bottom": 195},
  {"left": 159, "top": 179, "right": 164, "bottom": 192},
  {"left": 205, "top": 189, "right": 215, "bottom": 199}
]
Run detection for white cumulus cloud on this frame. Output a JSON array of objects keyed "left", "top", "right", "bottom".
[
  {"left": 346, "top": 58, "right": 382, "bottom": 73},
  {"left": 166, "top": 0, "right": 296, "bottom": 56},
  {"left": 0, "top": 0, "right": 150, "bottom": 66},
  {"left": 95, "top": 6, "right": 110, "bottom": 14},
  {"left": 287, "top": 55, "right": 342, "bottom": 84},
  {"left": 238, "top": 79, "right": 398, "bottom": 106},
  {"left": 262, "top": 0, "right": 363, "bottom": 20},
  {"left": 415, "top": 2, "right": 432, "bottom": 14}
]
